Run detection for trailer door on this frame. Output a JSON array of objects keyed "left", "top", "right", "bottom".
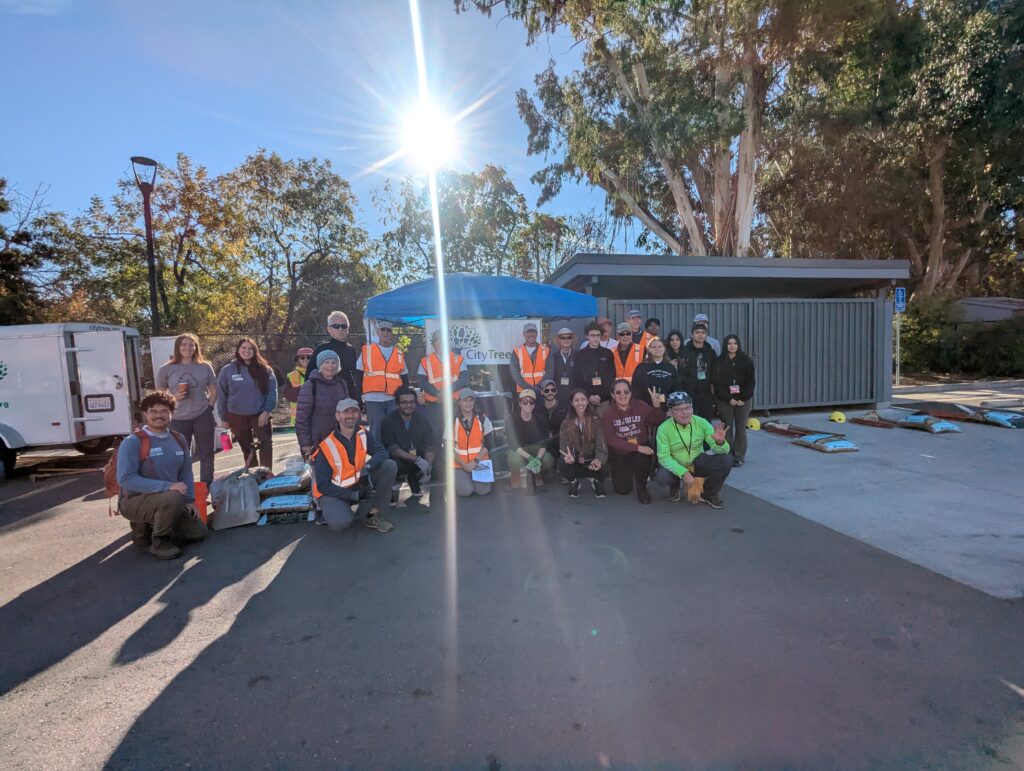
[{"left": 72, "top": 331, "right": 133, "bottom": 437}]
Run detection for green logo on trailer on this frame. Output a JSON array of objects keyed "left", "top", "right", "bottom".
[
  {"left": 449, "top": 324, "right": 482, "bottom": 351},
  {"left": 0, "top": 361, "right": 6, "bottom": 381}
]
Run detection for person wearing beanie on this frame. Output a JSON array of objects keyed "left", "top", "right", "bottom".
[
  {"left": 295, "top": 348, "right": 351, "bottom": 457},
  {"left": 284, "top": 347, "right": 314, "bottom": 426}
]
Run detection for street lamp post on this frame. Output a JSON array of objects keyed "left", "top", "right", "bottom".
[{"left": 130, "top": 156, "right": 160, "bottom": 336}]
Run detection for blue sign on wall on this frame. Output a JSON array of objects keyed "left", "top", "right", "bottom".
[{"left": 895, "top": 287, "right": 906, "bottom": 313}]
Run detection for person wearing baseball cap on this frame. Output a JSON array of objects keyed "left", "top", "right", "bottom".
[
  {"left": 612, "top": 322, "right": 644, "bottom": 385},
  {"left": 357, "top": 320, "right": 410, "bottom": 443},
  {"left": 284, "top": 347, "right": 315, "bottom": 426},
  {"left": 683, "top": 312, "right": 721, "bottom": 355},
  {"left": 544, "top": 326, "right": 578, "bottom": 404},
  {"left": 506, "top": 387, "right": 555, "bottom": 490},
  {"left": 447, "top": 388, "right": 495, "bottom": 497},
  {"left": 510, "top": 321, "right": 549, "bottom": 395},
  {"left": 311, "top": 397, "right": 398, "bottom": 533},
  {"left": 626, "top": 309, "right": 656, "bottom": 356},
  {"left": 417, "top": 328, "right": 469, "bottom": 438}
]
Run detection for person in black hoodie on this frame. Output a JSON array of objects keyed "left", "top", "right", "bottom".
[
  {"left": 711, "top": 334, "right": 756, "bottom": 467},
  {"left": 632, "top": 336, "right": 678, "bottom": 410},
  {"left": 573, "top": 321, "right": 616, "bottom": 415},
  {"left": 665, "top": 330, "right": 685, "bottom": 369},
  {"left": 678, "top": 322, "right": 717, "bottom": 421}
]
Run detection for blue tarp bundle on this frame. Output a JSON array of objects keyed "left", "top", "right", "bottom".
[{"left": 364, "top": 272, "right": 597, "bottom": 326}]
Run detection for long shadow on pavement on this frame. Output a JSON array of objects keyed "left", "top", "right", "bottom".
[
  {"left": 0, "top": 524, "right": 280, "bottom": 697},
  {"left": 103, "top": 487, "right": 1024, "bottom": 768}
]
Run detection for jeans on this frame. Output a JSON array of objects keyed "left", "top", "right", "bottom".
[
  {"left": 170, "top": 406, "right": 216, "bottom": 484},
  {"left": 453, "top": 468, "right": 492, "bottom": 497},
  {"left": 714, "top": 399, "right": 752, "bottom": 462},
  {"left": 654, "top": 452, "right": 733, "bottom": 497},
  {"left": 608, "top": 449, "right": 653, "bottom": 496},
  {"left": 318, "top": 459, "right": 398, "bottom": 530},
  {"left": 365, "top": 398, "right": 396, "bottom": 444}
]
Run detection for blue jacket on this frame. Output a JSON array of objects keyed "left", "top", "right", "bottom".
[
  {"left": 116, "top": 429, "right": 195, "bottom": 502},
  {"left": 216, "top": 361, "right": 277, "bottom": 421}
]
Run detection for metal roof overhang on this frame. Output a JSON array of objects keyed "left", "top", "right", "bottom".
[{"left": 547, "top": 254, "right": 911, "bottom": 299}]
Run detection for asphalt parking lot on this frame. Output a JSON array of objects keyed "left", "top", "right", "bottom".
[{"left": 1, "top": 428, "right": 1023, "bottom": 769}]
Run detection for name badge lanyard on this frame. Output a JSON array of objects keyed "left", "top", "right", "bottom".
[{"left": 673, "top": 421, "right": 694, "bottom": 458}]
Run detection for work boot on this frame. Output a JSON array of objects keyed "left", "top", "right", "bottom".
[
  {"left": 130, "top": 522, "right": 152, "bottom": 548},
  {"left": 149, "top": 538, "right": 182, "bottom": 560},
  {"left": 174, "top": 514, "right": 208, "bottom": 544},
  {"left": 700, "top": 493, "right": 725, "bottom": 510},
  {"left": 637, "top": 487, "right": 652, "bottom": 505},
  {"left": 365, "top": 511, "right": 394, "bottom": 533},
  {"left": 591, "top": 478, "right": 607, "bottom": 498}
]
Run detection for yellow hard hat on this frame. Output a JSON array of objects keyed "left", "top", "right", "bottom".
[
  {"left": 746, "top": 417, "right": 761, "bottom": 431},
  {"left": 829, "top": 411, "right": 846, "bottom": 423}
]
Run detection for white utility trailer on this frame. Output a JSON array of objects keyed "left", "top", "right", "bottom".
[{"left": 0, "top": 323, "right": 143, "bottom": 474}]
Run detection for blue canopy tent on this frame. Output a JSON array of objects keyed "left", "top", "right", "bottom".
[{"left": 364, "top": 272, "right": 597, "bottom": 326}]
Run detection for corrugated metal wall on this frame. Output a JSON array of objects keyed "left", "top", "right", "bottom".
[{"left": 608, "top": 298, "right": 879, "bottom": 410}]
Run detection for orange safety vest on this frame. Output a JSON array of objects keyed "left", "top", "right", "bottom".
[
  {"left": 514, "top": 344, "right": 549, "bottom": 392},
  {"left": 422, "top": 352, "right": 464, "bottom": 403},
  {"left": 614, "top": 344, "right": 643, "bottom": 383},
  {"left": 452, "top": 415, "right": 486, "bottom": 468},
  {"left": 311, "top": 429, "right": 368, "bottom": 499},
  {"left": 361, "top": 344, "right": 405, "bottom": 396},
  {"left": 286, "top": 368, "right": 306, "bottom": 425},
  {"left": 636, "top": 330, "right": 655, "bottom": 358}
]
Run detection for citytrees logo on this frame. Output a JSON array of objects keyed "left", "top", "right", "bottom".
[
  {"left": 448, "top": 323, "right": 482, "bottom": 351},
  {"left": 0, "top": 362, "right": 7, "bottom": 381}
]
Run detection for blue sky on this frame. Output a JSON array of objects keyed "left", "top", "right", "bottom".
[{"left": 0, "top": 0, "right": 606, "bottom": 234}]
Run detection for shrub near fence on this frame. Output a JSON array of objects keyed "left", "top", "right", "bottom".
[{"left": 899, "top": 295, "right": 1024, "bottom": 376}]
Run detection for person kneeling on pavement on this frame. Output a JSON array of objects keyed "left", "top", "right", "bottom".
[
  {"left": 312, "top": 398, "right": 398, "bottom": 533},
  {"left": 654, "top": 391, "right": 732, "bottom": 509},
  {"left": 116, "top": 391, "right": 208, "bottom": 560},
  {"left": 381, "top": 386, "right": 437, "bottom": 502},
  {"left": 559, "top": 388, "right": 609, "bottom": 499}
]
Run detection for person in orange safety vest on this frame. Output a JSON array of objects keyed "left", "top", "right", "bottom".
[
  {"left": 613, "top": 322, "right": 644, "bottom": 384},
  {"left": 284, "top": 347, "right": 313, "bottom": 426},
  {"left": 416, "top": 329, "right": 469, "bottom": 438},
  {"left": 311, "top": 397, "right": 398, "bottom": 533},
  {"left": 510, "top": 321, "right": 549, "bottom": 394},
  {"left": 448, "top": 388, "right": 494, "bottom": 498},
  {"left": 357, "top": 320, "right": 409, "bottom": 443}
]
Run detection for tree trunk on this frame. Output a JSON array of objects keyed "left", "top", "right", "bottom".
[
  {"left": 713, "top": 60, "right": 734, "bottom": 255},
  {"left": 733, "top": 39, "right": 760, "bottom": 258},
  {"left": 598, "top": 168, "right": 684, "bottom": 254},
  {"left": 919, "top": 138, "right": 949, "bottom": 297}
]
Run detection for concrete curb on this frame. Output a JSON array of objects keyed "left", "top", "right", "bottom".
[{"left": 893, "top": 378, "right": 1024, "bottom": 394}]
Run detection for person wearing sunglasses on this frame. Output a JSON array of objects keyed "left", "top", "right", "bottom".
[
  {"left": 543, "top": 327, "right": 578, "bottom": 404},
  {"left": 284, "top": 347, "right": 314, "bottom": 426},
  {"left": 357, "top": 320, "right": 410, "bottom": 443},
  {"left": 308, "top": 310, "right": 361, "bottom": 402},
  {"left": 601, "top": 379, "right": 660, "bottom": 504},
  {"left": 536, "top": 378, "right": 567, "bottom": 450},
  {"left": 612, "top": 322, "right": 644, "bottom": 385},
  {"left": 510, "top": 321, "right": 550, "bottom": 395},
  {"left": 506, "top": 388, "right": 555, "bottom": 489}
]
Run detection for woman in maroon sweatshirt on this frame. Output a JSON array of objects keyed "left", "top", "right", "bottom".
[{"left": 600, "top": 378, "right": 664, "bottom": 504}]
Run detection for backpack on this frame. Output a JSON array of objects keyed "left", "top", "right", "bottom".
[{"left": 103, "top": 429, "right": 189, "bottom": 513}]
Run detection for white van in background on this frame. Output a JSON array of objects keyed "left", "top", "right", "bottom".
[{"left": 0, "top": 323, "right": 143, "bottom": 474}]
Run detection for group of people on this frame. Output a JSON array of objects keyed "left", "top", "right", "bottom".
[
  {"left": 115, "top": 308, "right": 756, "bottom": 559},
  {"left": 501, "top": 309, "right": 754, "bottom": 508}
]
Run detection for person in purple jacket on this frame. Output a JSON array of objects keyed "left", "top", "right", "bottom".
[
  {"left": 295, "top": 349, "right": 350, "bottom": 458},
  {"left": 217, "top": 338, "right": 278, "bottom": 470}
]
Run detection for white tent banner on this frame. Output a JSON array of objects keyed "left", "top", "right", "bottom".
[{"left": 423, "top": 318, "right": 542, "bottom": 365}]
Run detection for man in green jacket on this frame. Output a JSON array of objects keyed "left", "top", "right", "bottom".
[{"left": 655, "top": 390, "right": 733, "bottom": 508}]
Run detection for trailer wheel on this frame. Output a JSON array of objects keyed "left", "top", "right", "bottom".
[
  {"left": 74, "top": 436, "right": 117, "bottom": 456},
  {"left": 1, "top": 441, "right": 19, "bottom": 479}
]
